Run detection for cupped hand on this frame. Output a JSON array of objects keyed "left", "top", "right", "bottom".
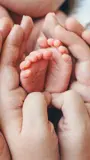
[
  {"left": 52, "top": 91, "right": 90, "bottom": 160},
  {"left": 0, "top": 16, "right": 60, "bottom": 160}
]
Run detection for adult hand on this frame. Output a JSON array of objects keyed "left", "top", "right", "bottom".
[
  {"left": 52, "top": 91, "right": 90, "bottom": 160},
  {"left": 42, "top": 13, "right": 90, "bottom": 102},
  {"left": 0, "top": 16, "right": 60, "bottom": 160},
  {"left": 0, "top": 16, "right": 13, "bottom": 160}
]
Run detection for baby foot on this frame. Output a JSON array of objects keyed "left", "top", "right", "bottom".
[
  {"left": 38, "top": 37, "right": 72, "bottom": 93},
  {"left": 20, "top": 49, "right": 53, "bottom": 93}
]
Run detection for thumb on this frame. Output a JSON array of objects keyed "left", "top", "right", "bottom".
[
  {"left": 52, "top": 90, "right": 89, "bottom": 130},
  {"left": 22, "top": 92, "right": 51, "bottom": 134}
]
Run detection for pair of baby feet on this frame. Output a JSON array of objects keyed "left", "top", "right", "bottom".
[
  {"left": 20, "top": 37, "right": 72, "bottom": 93},
  {"left": 20, "top": 13, "right": 90, "bottom": 103},
  {"left": 20, "top": 13, "right": 72, "bottom": 94}
]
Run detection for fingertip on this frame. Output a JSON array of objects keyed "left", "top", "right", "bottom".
[{"left": 21, "top": 15, "right": 34, "bottom": 40}]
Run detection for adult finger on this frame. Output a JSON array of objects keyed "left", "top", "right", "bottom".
[
  {"left": 22, "top": 92, "right": 52, "bottom": 134},
  {"left": 43, "top": 13, "right": 90, "bottom": 61},
  {"left": 52, "top": 90, "right": 89, "bottom": 130},
  {"left": 0, "top": 24, "right": 26, "bottom": 134},
  {"left": 20, "top": 16, "right": 34, "bottom": 57}
]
